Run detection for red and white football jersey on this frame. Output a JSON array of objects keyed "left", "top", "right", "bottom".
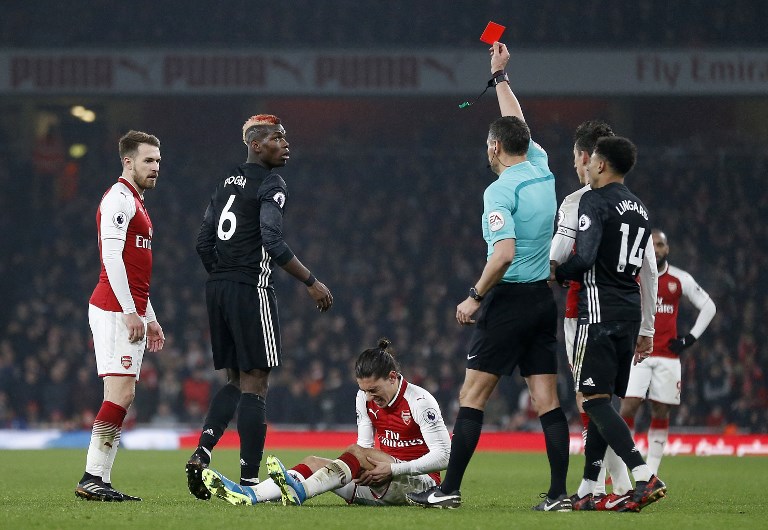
[
  {"left": 550, "top": 185, "right": 590, "bottom": 318},
  {"left": 653, "top": 263, "right": 711, "bottom": 358},
  {"left": 356, "top": 377, "right": 449, "bottom": 483},
  {"left": 89, "top": 177, "right": 153, "bottom": 316}
]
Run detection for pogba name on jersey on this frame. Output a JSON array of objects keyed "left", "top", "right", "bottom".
[
  {"left": 224, "top": 175, "right": 247, "bottom": 188},
  {"left": 615, "top": 199, "right": 649, "bottom": 219}
]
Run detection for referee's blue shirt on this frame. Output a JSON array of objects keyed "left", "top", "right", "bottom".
[{"left": 481, "top": 139, "right": 556, "bottom": 283}]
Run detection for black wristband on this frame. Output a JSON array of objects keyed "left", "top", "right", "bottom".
[
  {"left": 303, "top": 273, "right": 316, "bottom": 287},
  {"left": 489, "top": 70, "right": 509, "bottom": 86}
]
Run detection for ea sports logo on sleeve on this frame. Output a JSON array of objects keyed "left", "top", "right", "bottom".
[{"left": 488, "top": 211, "right": 505, "bottom": 232}]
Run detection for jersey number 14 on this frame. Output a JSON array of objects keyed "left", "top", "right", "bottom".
[{"left": 617, "top": 223, "right": 645, "bottom": 274}]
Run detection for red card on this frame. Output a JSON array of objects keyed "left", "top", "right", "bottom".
[{"left": 480, "top": 21, "right": 506, "bottom": 45}]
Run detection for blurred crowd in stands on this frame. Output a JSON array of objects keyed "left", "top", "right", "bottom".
[
  {"left": 2, "top": 0, "right": 767, "bottom": 49},
  {"left": 1, "top": 104, "right": 767, "bottom": 435}
]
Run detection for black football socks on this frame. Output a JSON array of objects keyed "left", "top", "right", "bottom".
[
  {"left": 440, "top": 406, "right": 484, "bottom": 493},
  {"left": 238, "top": 392, "right": 267, "bottom": 484},
  {"left": 197, "top": 383, "right": 242, "bottom": 463},
  {"left": 540, "top": 407, "right": 570, "bottom": 499},
  {"left": 583, "top": 397, "right": 645, "bottom": 471}
]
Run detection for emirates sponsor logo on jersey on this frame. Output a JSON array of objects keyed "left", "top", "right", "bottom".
[
  {"left": 380, "top": 429, "right": 425, "bottom": 448},
  {"left": 656, "top": 297, "right": 675, "bottom": 314},
  {"left": 380, "top": 437, "right": 425, "bottom": 448},
  {"left": 135, "top": 234, "right": 152, "bottom": 249},
  {"left": 121, "top": 356, "right": 132, "bottom": 369},
  {"left": 401, "top": 410, "right": 411, "bottom": 425},
  {"left": 488, "top": 211, "right": 505, "bottom": 232}
]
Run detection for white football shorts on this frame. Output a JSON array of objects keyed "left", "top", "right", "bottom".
[
  {"left": 624, "top": 356, "right": 682, "bottom": 405},
  {"left": 89, "top": 304, "right": 147, "bottom": 381},
  {"left": 332, "top": 461, "right": 437, "bottom": 506},
  {"left": 564, "top": 317, "right": 577, "bottom": 378}
]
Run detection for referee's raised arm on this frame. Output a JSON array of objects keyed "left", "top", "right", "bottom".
[{"left": 489, "top": 42, "right": 524, "bottom": 121}]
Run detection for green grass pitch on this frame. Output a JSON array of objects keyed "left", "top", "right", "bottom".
[{"left": 2, "top": 449, "right": 767, "bottom": 529}]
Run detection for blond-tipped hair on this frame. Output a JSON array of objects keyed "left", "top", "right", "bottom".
[{"left": 242, "top": 114, "right": 281, "bottom": 145}]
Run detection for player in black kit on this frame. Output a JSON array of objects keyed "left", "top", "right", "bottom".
[
  {"left": 186, "top": 114, "right": 333, "bottom": 500},
  {"left": 555, "top": 137, "right": 666, "bottom": 512}
]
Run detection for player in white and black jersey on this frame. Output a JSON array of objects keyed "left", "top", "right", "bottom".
[
  {"left": 555, "top": 136, "right": 666, "bottom": 512},
  {"left": 199, "top": 338, "right": 450, "bottom": 507},
  {"left": 186, "top": 114, "right": 333, "bottom": 500}
]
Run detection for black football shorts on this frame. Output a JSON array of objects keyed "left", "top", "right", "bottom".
[
  {"left": 206, "top": 279, "right": 281, "bottom": 371},
  {"left": 572, "top": 320, "right": 640, "bottom": 397},
  {"left": 466, "top": 281, "right": 558, "bottom": 377}
]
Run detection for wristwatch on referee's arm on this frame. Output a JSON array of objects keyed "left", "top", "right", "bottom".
[{"left": 469, "top": 286, "right": 484, "bottom": 302}]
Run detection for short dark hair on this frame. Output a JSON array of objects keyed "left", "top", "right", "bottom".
[
  {"left": 594, "top": 136, "right": 637, "bottom": 176},
  {"left": 354, "top": 338, "right": 400, "bottom": 380},
  {"left": 489, "top": 116, "right": 530, "bottom": 156},
  {"left": 574, "top": 120, "right": 614, "bottom": 153},
  {"left": 119, "top": 130, "right": 160, "bottom": 159}
]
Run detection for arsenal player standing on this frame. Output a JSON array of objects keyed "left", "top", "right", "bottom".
[
  {"left": 621, "top": 229, "right": 716, "bottom": 474},
  {"left": 75, "top": 130, "right": 165, "bottom": 502}
]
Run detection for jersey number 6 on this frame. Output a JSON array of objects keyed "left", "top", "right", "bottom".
[{"left": 218, "top": 195, "right": 237, "bottom": 241}]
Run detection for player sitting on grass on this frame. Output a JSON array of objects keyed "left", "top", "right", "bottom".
[{"left": 201, "top": 338, "right": 451, "bottom": 507}]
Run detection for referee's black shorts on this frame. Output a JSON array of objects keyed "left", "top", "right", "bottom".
[
  {"left": 205, "top": 279, "right": 282, "bottom": 372},
  {"left": 572, "top": 320, "right": 640, "bottom": 397},
  {"left": 466, "top": 280, "right": 558, "bottom": 377}
]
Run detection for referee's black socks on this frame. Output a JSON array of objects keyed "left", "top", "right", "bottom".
[
  {"left": 583, "top": 397, "right": 645, "bottom": 471},
  {"left": 440, "top": 407, "right": 484, "bottom": 493},
  {"left": 539, "top": 407, "right": 570, "bottom": 499}
]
